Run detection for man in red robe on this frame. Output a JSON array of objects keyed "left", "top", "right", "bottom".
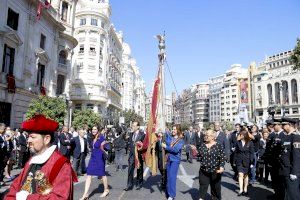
[{"left": 5, "top": 114, "right": 77, "bottom": 200}]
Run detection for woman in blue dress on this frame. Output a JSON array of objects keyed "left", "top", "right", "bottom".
[
  {"left": 162, "top": 125, "right": 184, "bottom": 200},
  {"left": 80, "top": 126, "right": 109, "bottom": 199}
]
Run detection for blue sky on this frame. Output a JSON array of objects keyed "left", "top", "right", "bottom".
[{"left": 110, "top": 0, "right": 300, "bottom": 95}]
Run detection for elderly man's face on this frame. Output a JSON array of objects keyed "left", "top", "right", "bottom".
[
  {"left": 214, "top": 123, "right": 220, "bottom": 131},
  {"left": 27, "top": 133, "right": 51, "bottom": 154}
]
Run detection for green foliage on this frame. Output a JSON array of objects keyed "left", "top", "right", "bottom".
[
  {"left": 72, "top": 109, "right": 102, "bottom": 130},
  {"left": 122, "top": 109, "right": 144, "bottom": 127},
  {"left": 26, "top": 95, "right": 67, "bottom": 125},
  {"left": 291, "top": 38, "right": 300, "bottom": 70},
  {"left": 180, "top": 121, "right": 191, "bottom": 132},
  {"left": 203, "top": 122, "right": 214, "bottom": 130},
  {"left": 222, "top": 121, "right": 234, "bottom": 131}
]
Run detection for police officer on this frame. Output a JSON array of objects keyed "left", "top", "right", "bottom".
[
  {"left": 280, "top": 117, "right": 300, "bottom": 200},
  {"left": 265, "top": 119, "right": 285, "bottom": 199}
]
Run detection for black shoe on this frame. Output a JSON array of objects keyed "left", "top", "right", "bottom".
[
  {"left": 237, "top": 192, "right": 243, "bottom": 196},
  {"left": 136, "top": 184, "right": 142, "bottom": 190},
  {"left": 244, "top": 192, "right": 248, "bottom": 196},
  {"left": 123, "top": 186, "right": 133, "bottom": 191}
]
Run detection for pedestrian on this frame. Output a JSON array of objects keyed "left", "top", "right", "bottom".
[
  {"left": 113, "top": 126, "right": 126, "bottom": 171},
  {"left": 4, "top": 114, "right": 77, "bottom": 199},
  {"left": 0, "top": 123, "right": 7, "bottom": 188},
  {"left": 257, "top": 128, "right": 269, "bottom": 183},
  {"left": 155, "top": 129, "right": 167, "bottom": 190},
  {"left": 124, "top": 121, "right": 145, "bottom": 191},
  {"left": 230, "top": 123, "right": 241, "bottom": 181},
  {"left": 161, "top": 125, "right": 184, "bottom": 200},
  {"left": 214, "top": 122, "right": 230, "bottom": 161},
  {"left": 278, "top": 117, "right": 300, "bottom": 200},
  {"left": 71, "top": 128, "right": 88, "bottom": 176},
  {"left": 184, "top": 126, "right": 196, "bottom": 163},
  {"left": 249, "top": 124, "right": 261, "bottom": 184},
  {"left": 58, "top": 126, "right": 72, "bottom": 159},
  {"left": 198, "top": 129, "right": 226, "bottom": 200},
  {"left": 235, "top": 129, "right": 254, "bottom": 196},
  {"left": 79, "top": 126, "right": 110, "bottom": 199},
  {"left": 17, "top": 129, "right": 28, "bottom": 168}
]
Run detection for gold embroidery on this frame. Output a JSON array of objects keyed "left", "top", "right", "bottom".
[
  {"left": 21, "top": 175, "right": 33, "bottom": 194},
  {"left": 35, "top": 170, "right": 53, "bottom": 195}
]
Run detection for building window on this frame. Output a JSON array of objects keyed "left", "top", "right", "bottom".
[
  {"left": 275, "top": 82, "right": 280, "bottom": 104},
  {"left": 91, "top": 18, "right": 98, "bottom": 26},
  {"left": 291, "top": 79, "right": 298, "bottom": 104},
  {"left": 90, "top": 47, "right": 96, "bottom": 52},
  {"left": 79, "top": 45, "right": 84, "bottom": 53},
  {"left": 2, "top": 44, "right": 15, "bottom": 74},
  {"left": 37, "top": 63, "right": 45, "bottom": 87},
  {"left": 7, "top": 8, "right": 19, "bottom": 30},
  {"left": 75, "top": 104, "right": 82, "bottom": 110},
  {"left": 40, "top": 34, "right": 46, "bottom": 49},
  {"left": 267, "top": 84, "right": 273, "bottom": 104},
  {"left": 80, "top": 18, "right": 86, "bottom": 25},
  {"left": 56, "top": 74, "right": 65, "bottom": 95},
  {"left": 61, "top": 1, "right": 68, "bottom": 22},
  {"left": 101, "top": 21, "right": 105, "bottom": 28},
  {"left": 59, "top": 50, "right": 67, "bottom": 64},
  {"left": 292, "top": 107, "right": 299, "bottom": 114},
  {"left": 282, "top": 81, "right": 289, "bottom": 104},
  {"left": 86, "top": 104, "right": 94, "bottom": 110}
]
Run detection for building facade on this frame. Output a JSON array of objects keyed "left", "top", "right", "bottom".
[
  {"left": 251, "top": 50, "right": 300, "bottom": 125},
  {"left": 145, "top": 94, "right": 172, "bottom": 124},
  {"left": 208, "top": 74, "right": 224, "bottom": 123},
  {"left": 0, "top": 0, "right": 77, "bottom": 128},
  {"left": 220, "top": 64, "right": 248, "bottom": 123}
]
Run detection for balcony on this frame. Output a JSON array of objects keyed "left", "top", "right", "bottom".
[{"left": 107, "top": 84, "right": 121, "bottom": 96}]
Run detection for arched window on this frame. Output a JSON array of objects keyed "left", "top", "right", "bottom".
[
  {"left": 267, "top": 84, "right": 273, "bottom": 105},
  {"left": 291, "top": 79, "right": 298, "bottom": 103},
  {"left": 59, "top": 50, "right": 67, "bottom": 65},
  {"left": 275, "top": 82, "right": 280, "bottom": 104},
  {"left": 282, "top": 81, "right": 289, "bottom": 104}
]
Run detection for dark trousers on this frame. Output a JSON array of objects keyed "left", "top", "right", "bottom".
[
  {"left": 18, "top": 150, "right": 26, "bottom": 168},
  {"left": 284, "top": 176, "right": 300, "bottom": 200},
  {"left": 0, "top": 156, "right": 4, "bottom": 182},
  {"left": 271, "top": 167, "right": 283, "bottom": 199},
  {"left": 199, "top": 169, "right": 222, "bottom": 200},
  {"left": 72, "top": 153, "right": 87, "bottom": 174},
  {"left": 230, "top": 153, "right": 238, "bottom": 179},
  {"left": 127, "top": 153, "right": 143, "bottom": 188}
]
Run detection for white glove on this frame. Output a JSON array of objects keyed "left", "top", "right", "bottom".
[
  {"left": 16, "top": 190, "right": 30, "bottom": 200},
  {"left": 250, "top": 165, "right": 254, "bottom": 168},
  {"left": 290, "top": 174, "right": 297, "bottom": 181}
]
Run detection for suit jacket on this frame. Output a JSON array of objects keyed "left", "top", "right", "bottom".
[
  {"left": 230, "top": 131, "right": 239, "bottom": 151},
  {"left": 184, "top": 131, "right": 196, "bottom": 146},
  {"left": 18, "top": 134, "right": 27, "bottom": 152},
  {"left": 72, "top": 136, "right": 88, "bottom": 159},
  {"left": 235, "top": 140, "right": 254, "bottom": 167},
  {"left": 216, "top": 131, "right": 230, "bottom": 159},
  {"left": 195, "top": 131, "right": 204, "bottom": 149},
  {"left": 128, "top": 130, "right": 145, "bottom": 157},
  {"left": 58, "top": 132, "right": 72, "bottom": 156}
]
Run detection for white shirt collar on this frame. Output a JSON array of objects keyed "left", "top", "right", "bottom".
[{"left": 29, "top": 145, "right": 57, "bottom": 165}]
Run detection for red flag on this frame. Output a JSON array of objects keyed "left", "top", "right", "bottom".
[
  {"left": 36, "top": 0, "right": 51, "bottom": 21},
  {"left": 138, "top": 66, "right": 162, "bottom": 174}
]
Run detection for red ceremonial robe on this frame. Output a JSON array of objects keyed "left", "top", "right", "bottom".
[{"left": 5, "top": 145, "right": 75, "bottom": 200}]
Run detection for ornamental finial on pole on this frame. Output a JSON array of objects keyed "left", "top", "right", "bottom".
[{"left": 156, "top": 32, "right": 166, "bottom": 64}]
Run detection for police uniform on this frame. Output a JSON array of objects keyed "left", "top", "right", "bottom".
[
  {"left": 279, "top": 118, "right": 300, "bottom": 200},
  {"left": 265, "top": 119, "right": 285, "bottom": 199}
]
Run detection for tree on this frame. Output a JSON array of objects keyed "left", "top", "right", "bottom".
[
  {"left": 122, "top": 109, "right": 144, "bottom": 127},
  {"left": 180, "top": 121, "right": 191, "bottom": 132},
  {"left": 26, "top": 95, "right": 67, "bottom": 125},
  {"left": 72, "top": 109, "right": 102, "bottom": 130},
  {"left": 203, "top": 122, "right": 214, "bottom": 130},
  {"left": 222, "top": 121, "right": 234, "bottom": 131},
  {"left": 291, "top": 38, "right": 300, "bottom": 70}
]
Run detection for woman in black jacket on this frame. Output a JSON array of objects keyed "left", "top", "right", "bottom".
[{"left": 235, "top": 129, "right": 254, "bottom": 196}]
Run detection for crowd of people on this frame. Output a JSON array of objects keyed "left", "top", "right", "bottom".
[{"left": 1, "top": 114, "right": 300, "bottom": 200}]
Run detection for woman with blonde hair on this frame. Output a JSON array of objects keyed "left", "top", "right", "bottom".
[
  {"left": 198, "top": 129, "right": 226, "bottom": 200},
  {"left": 80, "top": 126, "right": 109, "bottom": 199},
  {"left": 162, "top": 125, "right": 184, "bottom": 200},
  {"left": 235, "top": 129, "right": 254, "bottom": 196}
]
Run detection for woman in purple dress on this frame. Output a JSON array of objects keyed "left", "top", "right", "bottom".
[{"left": 80, "top": 126, "right": 109, "bottom": 199}]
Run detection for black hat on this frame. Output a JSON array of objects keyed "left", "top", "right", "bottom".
[
  {"left": 265, "top": 119, "right": 274, "bottom": 125},
  {"left": 281, "top": 117, "right": 299, "bottom": 125}
]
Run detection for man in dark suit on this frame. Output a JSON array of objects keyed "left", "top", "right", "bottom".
[
  {"left": 17, "top": 130, "right": 28, "bottom": 168},
  {"left": 0, "top": 123, "right": 7, "bottom": 187},
  {"left": 58, "top": 126, "right": 72, "bottom": 159},
  {"left": 229, "top": 123, "right": 241, "bottom": 180},
  {"left": 155, "top": 130, "right": 167, "bottom": 190},
  {"left": 71, "top": 128, "right": 88, "bottom": 176},
  {"left": 184, "top": 126, "right": 196, "bottom": 163},
  {"left": 124, "top": 121, "right": 145, "bottom": 191},
  {"left": 214, "top": 122, "right": 230, "bottom": 160},
  {"left": 194, "top": 126, "right": 204, "bottom": 161}
]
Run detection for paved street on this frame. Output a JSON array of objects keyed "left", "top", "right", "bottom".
[
  {"left": 0, "top": 152, "right": 274, "bottom": 200},
  {"left": 73, "top": 152, "right": 274, "bottom": 200}
]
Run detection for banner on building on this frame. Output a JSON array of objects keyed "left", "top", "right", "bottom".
[{"left": 240, "top": 79, "right": 248, "bottom": 104}]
